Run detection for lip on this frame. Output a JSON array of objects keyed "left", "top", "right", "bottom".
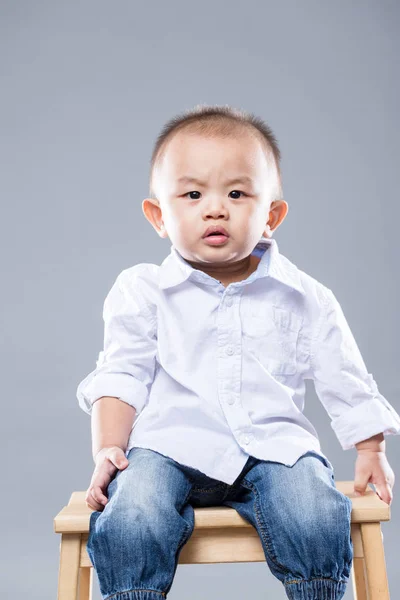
[
  {"left": 202, "top": 225, "right": 230, "bottom": 238},
  {"left": 203, "top": 235, "right": 229, "bottom": 246}
]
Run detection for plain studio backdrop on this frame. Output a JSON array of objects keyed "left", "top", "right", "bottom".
[{"left": 1, "top": 1, "right": 399, "bottom": 598}]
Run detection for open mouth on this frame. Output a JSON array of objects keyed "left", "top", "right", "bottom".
[{"left": 203, "top": 233, "right": 229, "bottom": 245}]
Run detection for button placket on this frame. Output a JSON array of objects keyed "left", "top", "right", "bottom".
[{"left": 216, "top": 288, "right": 253, "bottom": 441}]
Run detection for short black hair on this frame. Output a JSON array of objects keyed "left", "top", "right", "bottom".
[{"left": 148, "top": 103, "right": 283, "bottom": 201}]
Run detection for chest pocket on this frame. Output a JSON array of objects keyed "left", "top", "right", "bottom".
[{"left": 242, "top": 305, "right": 302, "bottom": 375}]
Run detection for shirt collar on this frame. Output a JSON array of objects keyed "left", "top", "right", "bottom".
[{"left": 158, "top": 236, "right": 305, "bottom": 296}]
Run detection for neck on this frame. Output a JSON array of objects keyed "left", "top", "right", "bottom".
[{"left": 186, "top": 253, "right": 259, "bottom": 281}]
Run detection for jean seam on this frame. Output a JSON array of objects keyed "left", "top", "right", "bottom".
[
  {"left": 162, "top": 483, "right": 194, "bottom": 597},
  {"left": 104, "top": 588, "right": 166, "bottom": 599},
  {"left": 241, "top": 477, "right": 291, "bottom": 575},
  {"left": 284, "top": 577, "right": 348, "bottom": 585},
  {"left": 221, "top": 484, "right": 233, "bottom": 503},
  {"left": 191, "top": 483, "right": 227, "bottom": 493}
]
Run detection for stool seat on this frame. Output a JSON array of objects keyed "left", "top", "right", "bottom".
[{"left": 54, "top": 481, "right": 391, "bottom": 599}]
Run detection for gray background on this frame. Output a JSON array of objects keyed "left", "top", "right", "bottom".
[{"left": 1, "top": 1, "right": 399, "bottom": 598}]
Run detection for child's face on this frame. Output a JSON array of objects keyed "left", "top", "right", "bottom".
[{"left": 143, "top": 129, "right": 287, "bottom": 273}]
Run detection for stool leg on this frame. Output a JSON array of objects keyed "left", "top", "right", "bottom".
[
  {"left": 351, "top": 558, "right": 368, "bottom": 600},
  {"left": 78, "top": 567, "right": 93, "bottom": 600},
  {"left": 350, "top": 523, "right": 368, "bottom": 600},
  {"left": 57, "top": 533, "right": 81, "bottom": 600},
  {"left": 360, "top": 522, "right": 390, "bottom": 600}
]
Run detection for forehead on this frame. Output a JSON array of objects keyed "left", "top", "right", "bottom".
[{"left": 157, "top": 129, "right": 271, "bottom": 181}]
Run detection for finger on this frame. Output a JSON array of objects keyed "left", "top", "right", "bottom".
[
  {"left": 93, "top": 484, "right": 109, "bottom": 505},
  {"left": 85, "top": 492, "right": 103, "bottom": 512},
  {"left": 88, "top": 486, "right": 108, "bottom": 508},
  {"left": 375, "top": 482, "right": 393, "bottom": 506},
  {"left": 354, "top": 475, "right": 370, "bottom": 496}
]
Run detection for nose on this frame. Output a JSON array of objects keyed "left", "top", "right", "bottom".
[{"left": 203, "top": 197, "right": 229, "bottom": 217}]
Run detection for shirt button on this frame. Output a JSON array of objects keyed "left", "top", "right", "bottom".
[
  {"left": 227, "top": 397, "right": 235, "bottom": 405},
  {"left": 226, "top": 298, "right": 233, "bottom": 307},
  {"left": 226, "top": 345, "right": 234, "bottom": 355},
  {"left": 243, "top": 434, "right": 251, "bottom": 445}
]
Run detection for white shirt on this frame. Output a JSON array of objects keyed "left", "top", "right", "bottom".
[{"left": 76, "top": 236, "right": 400, "bottom": 484}]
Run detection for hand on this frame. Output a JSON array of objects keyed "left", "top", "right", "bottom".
[
  {"left": 85, "top": 446, "right": 129, "bottom": 511},
  {"left": 354, "top": 450, "right": 395, "bottom": 506}
]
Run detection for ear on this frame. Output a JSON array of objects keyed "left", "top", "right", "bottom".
[
  {"left": 264, "top": 200, "right": 288, "bottom": 236},
  {"left": 142, "top": 198, "right": 168, "bottom": 238}
]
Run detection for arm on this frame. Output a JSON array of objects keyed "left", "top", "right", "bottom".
[
  {"left": 77, "top": 268, "right": 158, "bottom": 448},
  {"left": 310, "top": 286, "right": 400, "bottom": 450},
  {"left": 354, "top": 431, "right": 395, "bottom": 505},
  {"left": 355, "top": 431, "right": 385, "bottom": 452},
  {"left": 310, "top": 287, "right": 397, "bottom": 505},
  {"left": 91, "top": 396, "right": 136, "bottom": 462}
]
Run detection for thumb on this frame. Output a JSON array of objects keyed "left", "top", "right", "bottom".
[{"left": 115, "top": 448, "right": 129, "bottom": 469}]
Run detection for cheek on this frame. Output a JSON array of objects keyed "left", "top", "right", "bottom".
[
  {"left": 243, "top": 205, "right": 264, "bottom": 229},
  {"left": 174, "top": 208, "right": 202, "bottom": 234},
  {"left": 163, "top": 208, "right": 185, "bottom": 231}
]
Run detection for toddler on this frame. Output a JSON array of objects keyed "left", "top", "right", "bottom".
[{"left": 77, "top": 104, "right": 400, "bottom": 600}]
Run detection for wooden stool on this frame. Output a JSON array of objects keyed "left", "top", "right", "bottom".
[{"left": 54, "top": 481, "right": 391, "bottom": 599}]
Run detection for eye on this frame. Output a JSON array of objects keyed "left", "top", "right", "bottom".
[
  {"left": 183, "top": 191, "right": 201, "bottom": 200},
  {"left": 229, "top": 190, "right": 247, "bottom": 199},
  {"left": 183, "top": 190, "right": 247, "bottom": 200}
]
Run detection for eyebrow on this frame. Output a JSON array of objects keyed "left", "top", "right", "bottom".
[{"left": 176, "top": 175, "right": 255, "bottom": 186}]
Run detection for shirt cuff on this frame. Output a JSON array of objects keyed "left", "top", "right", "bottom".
[
  {"left": 76, "top": 370, "right": 149, "bottom": 416},
  {"left": 331, "top": 395, "right": 400, "bottom": 450}
]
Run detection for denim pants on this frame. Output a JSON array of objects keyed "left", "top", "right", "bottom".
[{"left": 87, "top": 447, "right": 353, "bottom": 600}]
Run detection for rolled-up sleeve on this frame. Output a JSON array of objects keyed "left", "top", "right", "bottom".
[
  {"left": 310, "top": 286, "right": 400, "bottom": 450},
  {"left": 76, "top": 269, "right": 158, "bottom": 416}
]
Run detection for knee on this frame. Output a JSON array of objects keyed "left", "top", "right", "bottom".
[
  {"left": 90, "top": 486, "right": 184, "bottom": 543},
  {"left": 296, "top": 497, "right": 351, "bottom": 548},
  {"left": 297, "top": 482, "right": 351, "bottom": 529}
]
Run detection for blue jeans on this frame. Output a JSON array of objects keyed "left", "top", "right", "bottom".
[{"left": 87, "top": 447, "right": 353, "bottom": 600}]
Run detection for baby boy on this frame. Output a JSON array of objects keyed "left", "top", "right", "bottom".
[{"left": 77, "top": 104, "right": 400, "bottom": 600}]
